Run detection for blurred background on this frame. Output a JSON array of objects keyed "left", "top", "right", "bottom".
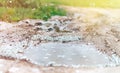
[{"left": 0, "top": 0, "right": 120, "bottom": 22}]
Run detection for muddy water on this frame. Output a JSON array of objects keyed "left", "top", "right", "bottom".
[{"left": 24, "top": 42, "right": 117, "bottom": 67}]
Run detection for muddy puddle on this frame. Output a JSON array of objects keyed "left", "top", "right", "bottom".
[{"left": 24, "top": 42, "right": 120, "bottom": 67}]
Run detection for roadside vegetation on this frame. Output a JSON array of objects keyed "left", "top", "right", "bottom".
[
  {"left": 0, "top": 0, "right": 66, "bottom": 22},
  {"left": 0, "top": 0, "right": 120, "bottom": 22}
]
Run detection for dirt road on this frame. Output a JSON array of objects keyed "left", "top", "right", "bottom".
[{"left": 0, "top": 6, "right": 120, "bottom": 73}]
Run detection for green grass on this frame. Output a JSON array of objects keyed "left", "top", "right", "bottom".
[
  {"left": 0, "top": 0, "right": 66, "bottom": 22},
  {"left": 0, "top": 0, "right": 120, "bottom": 22},
  {"left": 0, "top": 7, "right": 33, "bottom": 22},
  {"left": 33, "top": 5, "right": 66, "bottom": 20}
]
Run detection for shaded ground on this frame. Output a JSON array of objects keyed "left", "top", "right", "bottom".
[{"left": 0, "top": 6, "right": 120, "bottom": 73}]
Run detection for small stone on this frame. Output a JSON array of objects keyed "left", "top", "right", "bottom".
[
  {"left": 48, "top": 28, "right": 53, "bottom": 32},
  {"left": 34, "top": 27, "right": 43, "bottom": 31},
  {"left": 62, "top": 41, "right": 66, "bottom": 43},
  {"left": 45, "top": 23, "right": 51, "bottom": 27},
  {"left": 17, "top": 50, "right": 24, "bottom": 54},
  {"left": 48, "top": 63, "right": 53, "bottom": 67},
  {"left": 35, "top": 22, "right": 42, "bottom": 26},
  {"left": 53, "top": 25, "right": 60, "bottom": 32},
  {"left": 9, "top": 44, "right": 12, "bottom": 46},
  {"left": 24, "top": 20, "right": 30, "bottom": 24}
]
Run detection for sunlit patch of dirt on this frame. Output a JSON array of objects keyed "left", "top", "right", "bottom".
[{"left": 63, "top": 6, "right": 120, "bottom": 56}]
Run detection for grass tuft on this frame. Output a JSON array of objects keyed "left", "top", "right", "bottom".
[{"left": 33, "top": 4, "right": 66, "bottom": 20}]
